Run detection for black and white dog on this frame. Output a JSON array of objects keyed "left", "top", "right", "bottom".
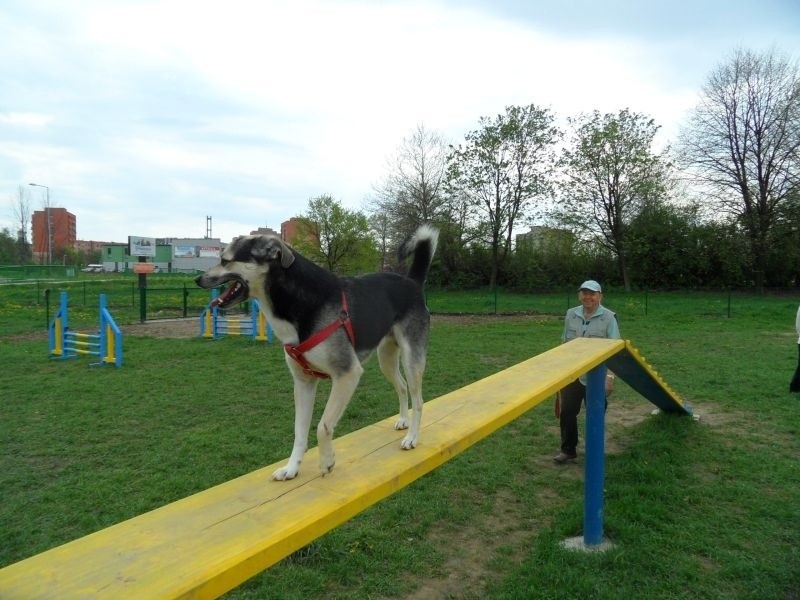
[{"left": 195, "top": 225, "right": 438, "bottom": 480}]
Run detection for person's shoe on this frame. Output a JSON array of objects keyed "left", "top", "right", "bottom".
[{"left": 553, "top": 452, "right": 577, "bottom": 464}]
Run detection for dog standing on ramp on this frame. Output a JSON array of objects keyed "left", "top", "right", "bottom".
[{"left": 195, "top": 225, "right": 438, "bottom": 480}]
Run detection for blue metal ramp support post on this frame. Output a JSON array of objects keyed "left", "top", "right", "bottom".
[{"left": 584, "top": 363, "right": 606, "bottom": 547}]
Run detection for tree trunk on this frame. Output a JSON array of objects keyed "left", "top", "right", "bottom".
[
  {"left": 620, "top": 255, "right": 631, "bottom": 292},
  {"left": 489, "top": 241, "right": 499, "bottom": 289}
]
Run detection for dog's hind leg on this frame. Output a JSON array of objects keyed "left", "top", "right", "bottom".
[
  {"left": 398, "top": 336, "right": 428, "bottom": 451},
  {"left": 377, "top": 337, "right": 411, "bottom": 431},
  {"left": 316, "top": 364, "right": 363, "bottom": 475},
  {"left": 272, "top": 373, "right": 318, "bottom": 481}
]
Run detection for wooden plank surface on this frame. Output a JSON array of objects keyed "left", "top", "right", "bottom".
[{"left": 0, "top": 338, "right": 627, "bottom": 599}]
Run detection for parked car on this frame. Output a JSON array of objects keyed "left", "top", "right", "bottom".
[{"left": 81, "top": 264, "right": 105, "bottom": 273}]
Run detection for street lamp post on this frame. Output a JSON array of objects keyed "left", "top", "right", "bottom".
[{"left": 29, "top": 183, "right": 52, "bottom": 265}]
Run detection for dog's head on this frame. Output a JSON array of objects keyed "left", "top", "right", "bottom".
[{"left": 194, "top": 235, "right": 295, "bottom": 309}]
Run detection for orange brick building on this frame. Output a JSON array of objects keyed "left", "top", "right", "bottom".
[
  {"left": 32, "top": 207, "right": 76, "bottom": 264},
  {"left": 281, "top": 217, "right": 318, "bottom": 246}
]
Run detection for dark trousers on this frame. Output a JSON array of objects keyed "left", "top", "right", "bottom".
[
  {"left": 559, "top": 378, "right": 608, "bottom": 455},
  {"left": 791, "top": 344, "right": 800, "bottom": 393}
]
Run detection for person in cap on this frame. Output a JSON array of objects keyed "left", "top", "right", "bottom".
[{"left": 553, "top": 279, "right": 620, "bottom": 464}]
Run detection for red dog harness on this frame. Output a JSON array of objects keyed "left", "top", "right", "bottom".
[{"left": 284, "top": 291, "right": 356, "bottom": 379}]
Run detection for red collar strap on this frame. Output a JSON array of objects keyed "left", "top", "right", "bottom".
[{"left": 284, "top": 291, "right": 355, "bottom": 379}]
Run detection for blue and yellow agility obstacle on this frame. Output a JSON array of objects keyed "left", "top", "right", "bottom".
[
  {"left": 199, "top": 290, "right": 272, "bottom": 342},
  {"left": 49, "top": 291, "right": 123, "bottom": 368},
  {"left": 1, "top": 338, "right": 690, "bottom": 598}
]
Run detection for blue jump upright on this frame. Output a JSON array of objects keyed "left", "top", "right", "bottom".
[
  {"left": 200, "top": 290, "right": 272, "bottom": 342},
  {"left": 49, "top": 291, "right": 123, "bottom": 368}
]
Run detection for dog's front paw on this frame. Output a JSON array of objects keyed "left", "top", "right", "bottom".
[
  {"left": 271, "top": 465, "right": 299, "bottom": 481},
  {"left": 319, "top": 453, "right": 336, "bottom": 476},
  {"left": 400, "top": 434, "right": 417, "bottom": 450},
  {"left": 394, "top": 417, "right": 410, "bottom": 430}
]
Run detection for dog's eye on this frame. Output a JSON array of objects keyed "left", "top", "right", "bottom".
[{"left": 220, "top": 259, "right": 230, "bottom": 266}]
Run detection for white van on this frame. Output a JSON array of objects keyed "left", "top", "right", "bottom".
[{"left": 81, "top": 264, "right": 105, "bottom": 273}]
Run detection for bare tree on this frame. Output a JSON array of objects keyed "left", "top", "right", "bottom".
[
  {"left": 370, "top": 123, "right": 451, "bottom": 243},
  {"left": 12, "top": 185, "right": 32, "bottom": 263},
  {"left": 367, "top": 211, "right": 391, "bottom": 271},
  {"left": 678, "top": 47, "right": 800, "bottom": 291}
]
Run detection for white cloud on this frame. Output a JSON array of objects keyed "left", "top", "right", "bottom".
[
  {"left": 0, "top": 112, "right": 54, "bottom": 128},
  {"left": 0, "top": 0, "right": 797, "bottom": 243}
]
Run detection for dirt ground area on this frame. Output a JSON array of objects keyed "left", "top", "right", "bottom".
[
  {"left": 121, "top": 313, "right": 555, "bottom": 339},
  {"left": 122, "top": 317, "right": 201, "bottom": 338}
]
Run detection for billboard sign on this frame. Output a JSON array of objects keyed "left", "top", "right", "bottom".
[
  {"left": 129, "top": 236, "right": 156, "bottom": 257},
  {"left": 173, "top": 245, "right": 196, "bottom": 258},
  {"left": 197, "top": 246, "right": 221, "bottom": 258}
]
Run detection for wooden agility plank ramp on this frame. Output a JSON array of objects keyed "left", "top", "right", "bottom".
[{"left": 0, "top": 338, "right": 691, "bottom": 599}]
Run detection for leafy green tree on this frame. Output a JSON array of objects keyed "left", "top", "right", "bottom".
[
  {"left": 555, "top": 109, "right": 670, "bottom": 291},
  {"left": 767, "top": 189, "right": 800, "bottom": 286},
  {"left": 692, "top": 221, "right": 749, "bottom": 288},
  {"left": 447, "top": 104, "right": 559, "bottom": 288},
  {"left": 294, "top": 195, "right": 379, "bottom": 275},
  {"left": 509, "top": 227, "right": 582, "bottom": 289},
  {"left": 678, "top": 47, "right": 800, "bottom": 291},
  {"left": 626, "top": 202, "right": 704, "bottom": 288},
  {"left": 0, "top": 228, "right": 18, "bottom": 264}
]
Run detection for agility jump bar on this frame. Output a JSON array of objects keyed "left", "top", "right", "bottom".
[
  {"left": 49, "top": 291, "right": 123, "bottom": 367},
  {"left": 200, "top": 290, "right": 272, "bottom": 342},
  {"left": 0, "top": 338, "right": 690, "bottom": 599}
]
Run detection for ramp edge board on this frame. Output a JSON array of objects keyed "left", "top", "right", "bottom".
[
  {"left": 607, "top": 340, "right": 692, "bottom": 415},
  {"left": 1, "top": 337, "right": 681, "bottom": 600}
]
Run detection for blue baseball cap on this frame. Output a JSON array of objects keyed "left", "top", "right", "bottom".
[{"left": 579, "top": 280, "right": 602, "bottom": 293}]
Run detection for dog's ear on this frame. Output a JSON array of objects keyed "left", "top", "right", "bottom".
[{"left": 251, "top": 236, "right": 295, "bottom": 268}]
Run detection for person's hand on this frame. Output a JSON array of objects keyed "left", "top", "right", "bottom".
[{"left": 605, "top": 373, "right": 615, "bottom": 396}]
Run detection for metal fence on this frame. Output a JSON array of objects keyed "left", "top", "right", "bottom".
[
  {"left": 424, "top": 287, "right": 798, "bottom": 321},
  {"left": 2, "top": 278, "right": 797, "bottom": 334}
]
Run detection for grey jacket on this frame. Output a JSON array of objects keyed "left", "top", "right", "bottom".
[{"left": 562, "top": 305, "right": 620, "bottom": 343}]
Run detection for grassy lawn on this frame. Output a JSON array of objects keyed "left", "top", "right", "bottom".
[{"left": 1, "top": 290, "right": 798, "bottom": 598}]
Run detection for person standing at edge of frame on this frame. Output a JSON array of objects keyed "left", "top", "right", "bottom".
[
  {"left": 790, "top": 304, "right": 800, "bottom": 393},
  {"left": 553, "top": 280, "right": 621, "bottom": 464}
]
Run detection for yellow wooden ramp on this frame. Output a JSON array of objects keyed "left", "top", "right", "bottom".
[{"left": 0, "top": 338, "right": 687, "bottom": 599}]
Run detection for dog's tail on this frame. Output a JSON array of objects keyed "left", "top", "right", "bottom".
[{"left": 399, "top": 224, "right": 439, "bottom": 285}]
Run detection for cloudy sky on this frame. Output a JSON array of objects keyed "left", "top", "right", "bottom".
[{"left": 1, "top": 0, "right": 798, "bottom": 245}]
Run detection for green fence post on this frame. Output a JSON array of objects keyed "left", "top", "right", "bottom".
[
  {"left": 44, "top": 288, "right": 51, "bottom": 329},
  {"left": 138, "top": 257, "right": 148, "bottom": 323}
]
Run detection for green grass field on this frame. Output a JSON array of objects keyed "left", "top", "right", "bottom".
[{"left": 1, "top": 290, "right": 799, "bottom": 599}]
